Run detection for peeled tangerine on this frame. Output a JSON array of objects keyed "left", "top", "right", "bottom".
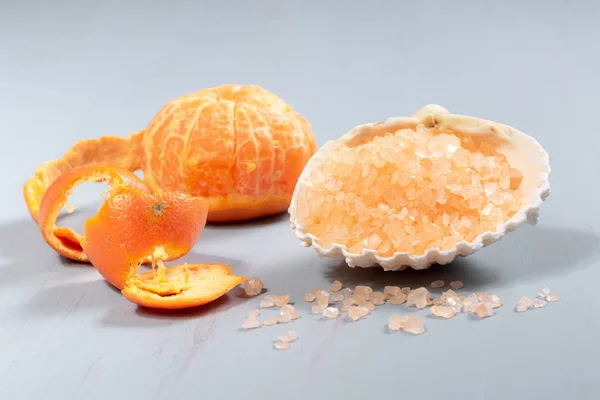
[
  {"left": 24, "top": 84, "right": 317, "bottom": 224},
  {"left": 289, "top": 105, "right": 551, "bottom": 270},
  {"left": 38, "top": 164, "right": 246, "bottom": 309}
]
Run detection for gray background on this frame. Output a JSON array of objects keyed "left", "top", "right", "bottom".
[{"left": 1, "top": 1, "right": 599, "bottom": 399}]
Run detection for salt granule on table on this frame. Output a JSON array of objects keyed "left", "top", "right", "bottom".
[
  {"left": 243, "top": 277, "right": 263, "bottom": 296},
  {"left": 323, "top": 307, "right": 339, "bottom": 319}
]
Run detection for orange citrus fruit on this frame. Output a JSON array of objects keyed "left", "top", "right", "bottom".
[{"left": 24, "top": 84, "right": 317, "bottom": 224}]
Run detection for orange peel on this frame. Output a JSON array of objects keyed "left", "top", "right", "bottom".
[
  {"left": 122, "top": 263, "right": 246, "bottom": 310},
  {"left": 37, "top": 163, "right": 150, "bottom": 262},
  {"left": 81, "top": 182, "right": 246, "bottom": 309}
]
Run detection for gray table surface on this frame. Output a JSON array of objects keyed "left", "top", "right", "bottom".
[{"left": 2, "top": 1, "right": 599, "bottom": 399}]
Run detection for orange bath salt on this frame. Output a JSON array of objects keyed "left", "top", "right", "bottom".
[{"left": 295, "top": 125, "right": 524, "bottom": 256}]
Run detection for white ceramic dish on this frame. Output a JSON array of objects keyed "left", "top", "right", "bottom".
[{"left": 288, "top": 104, "right": 551, "bottom": 270}]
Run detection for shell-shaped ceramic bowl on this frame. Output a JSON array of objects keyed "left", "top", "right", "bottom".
[{"left": 288, "top": 104, "right": 551, "bottom": 271}]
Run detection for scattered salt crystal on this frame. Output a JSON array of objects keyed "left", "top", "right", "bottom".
[
  {"left": 260, "top": 295, "right": 275, "bottom": 308},
  {"left": 546, "top": 293, "right": 561, "bottom": 302},
  {"left": 315, "top": 291, "right": 330, "bottom": 305},
  {"left": 401, "top": 287, "right": 411, "bottom": 295},
  {"left": 532, "top": 298, "right": 548, "bottom": 308},
  {"left": 370, "top": 292, "right": 385, "bottom": 305},
  {"left": 278, "top": 330, "right": 297, "bottom": 342},
  {"left": 281, "top": 304, "right": 300, "bottom": 320},
  {"left": 403, "top": 316, "right": 425, "bottom": 335},
  {"left": 476, "top": 291, "right": 490, "bottom": 303},
  {"left": 432, "top": 298, "right": 441, "bottom": 306},
  {"left": 474, "top": 302, "right": 494, "bottom": 318},
  {"left": 331, "top": 293, "right": 345, "bottom": 302},
  {"left": 431, "top": 305, "right": 456, "bottom": 319},
  {"left": 355, "top": 286, "right": 373, "bottom": 299},
  {"left": 274, "top": 340, "right": 289, "bottom": 350},
  {"left": 430, "top": 280, "right": 445, "bottom": 289},
  {"left": 303, "top": 292, "right": 316, "bottom": 302},
  {"left": 538, "top": 287, "right": 551, "bottom": 298},
  {"left": 243, "top": 277, "right": 264, "bottom": 296},
  {"left": 273, "top": 294, "right": 290, "bottom": 307},
  {"left": 516, "top": 296, "right": 533, "bottom": 312},
  {"left": 389, "top": 292, "right": 407, "bottom": 305},
  {"left": 242, "top": 311, "right": 261, "bottom": 329},
  {"left": 407, "top": 287, "right": 430, "bottom": 309},
  {"left": 323, "top": 307, "right": 340, "bottom": 319},
  {"left": 450, "top": 280, "right": 464, "bottom": 290},
  {"left": 347, "top": 306, "right": 369, "bottom": 321},
  {"left": 277, "top": 315, "right": 292, "bottom": 323},
  {"left": 361, "top": 301, "right": 376, "bottom": 312},
  {"left": 330, "top": 280, "right": 343, "bottom": 292},
  {"left": 388, "top": 315, "right": 409, "bottom": 331},
  {"left": 342, "top": 288, "right": 353, "bottom": 296},
  {"left": 343, "top": 297, "right": 357, "bottom": 307},
  {"left": 312, "top": 303, "right": 328, "bottom": 314},
  {"left": 263, "top": 316, "right": 279, "bottom": 326},
  {"left": 383, "top": 286, "right": 401, "bottom": 300},
  {"left": 489, "top": 294, "right": 502, "bottom": 308}
]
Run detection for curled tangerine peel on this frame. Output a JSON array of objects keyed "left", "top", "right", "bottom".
[
  {"left": 82, "top": 187, "right": 209, "bottom": 290},
  {"left": 24, "top": 133, "right": 144, "bottom": 223},
  {"left": 37, "top": 163, "right": 150, "bottom": 262},
  {"left": 122, "top": 263, "right": 246, "bottom": 310}
]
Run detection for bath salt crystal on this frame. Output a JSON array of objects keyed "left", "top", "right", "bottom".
[
  {"left": 389, "top": 293, "right": 407, "bottom": 305},
  {"left": 330, "top": 280, "right": 343, "bottom": 292},
  {"left": 516, "top": 296, "right": 532, "bottom": 312},
  {"left": 476, "top": 291, "right": 490, "bottom": 303},
  {"left": 532, "top": 298, "right": 548, "bottom": 308},
  {"left": 278, "top": 330, "right": 297, "bottom": 343},
  {"left": 430, "top": 280, "right": 445, "bottom": 289},
  {"left": 432, "top": 298, "right": 441, "bottom": 306},
  {"left": 248, "top": 309, "right": 260, "bottom": 318},
  {"left": 343, "top": 297, "right": 357, "bottom": 307},
  {"left": 277, "top": 315, "right": 292, "bottom": 323},
  {"left": 489, "top": 294, "right": 502, "bottom": 308},
  {"left": 355, "top": 286, "right": 373, "bottom": 299},
  {"left": 342, "top": 288, "right": 353, "bottom": 296},
  {"left": 263, "top": 316, "right": 279, "bottom": 326},
  {"left": 546, "top": 293, "right": 561, "bottom": 302},
  {"left": 281, "top": 304, "right": 300, "bottom": 320},
  {"left": 388, "top": 315, "right": 409, "bottom": 331},
  {"left": 260, "top": 295, "right": 275, "bottom": 308},
  {"left": 242, "top": 314, "right": 261, "bottom": 329},
  {"left": 474, "top": 302, "right": 494, "bottom": 318},
  {"left": 401, "top": 287, "right": 411, "bottom": 295},
  {"left": 450, "top": 280, "right": 464, "bottom": 290},
  {"left": 347, "top": 306, "right": 369, "bottom": 321},
  {"left": 331, "top": 293, "right": 345, "bottom": 302},
  {"left": 402, "top": 316, "right": 425, "bottom": 335},
  {"left": 431, "top": 305, "right": 456, "bottom": 319},
  {"left": 312, "top": 303, "right": 328, "bottom": 314},
  {"left": 274, "top": 340, "right": 290, "bottom": 350},
  {"left": 370, "top": 292, "right": 385, "bottom": 305},
  {"left": 361, "top": 301, "right": 376, "bottom": 311},
  {"left": 384, "top": 286, "right": 401, "bottom": 299},
  {"left": 303, "top": 292, "right": 316, "bottom": 302},
  {"left": 273, "top": 294, "right": 290, "bottom": 307},
  {"left": 243, "top": 277, "right": 264, "bottom": 296},
  {"left": 408, "top": 287, "right": 430, "bottom": 309},
  {"left": 538, "top": 287, "right": 551, "bottom": 298},
  {"left": 315, "top": 292, "right": 330, "bottom": 305},
  {"left": 323, "top": 307, "right": 340, "bottom": 319}
]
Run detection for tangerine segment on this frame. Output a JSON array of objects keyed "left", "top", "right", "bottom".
[
  {"left": 24, "top": 133, "right": 144, "bottom": 223},
  {"left": 140, "top": 84, "right": 317, "bottom": 222},
  {"left": 37, "top": 163, "right": 150, "bottom": 262},
  {"left": 296, "top": 125, "right": 525, "bottom": 256},
  {"left": 82, "top": 187, "right": 209, "bottom": 290},
  {"left": 122, "top": 263, "right": 246, "bottom": 310}
]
